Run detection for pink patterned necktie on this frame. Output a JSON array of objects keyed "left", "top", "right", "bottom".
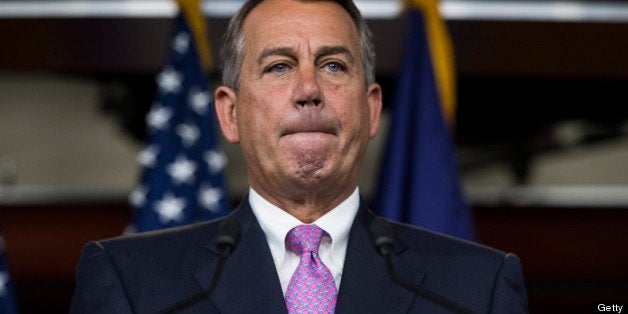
[{"left": 285, "top": 225, "right": 337, "bottom": 314}]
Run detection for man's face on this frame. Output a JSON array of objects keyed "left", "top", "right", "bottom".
[{"left": 216, "top": 0, "right": 382, "bottom": 203}]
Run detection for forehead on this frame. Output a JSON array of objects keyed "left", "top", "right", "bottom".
[{"left": 241, "top": 0, "right": 360, "bottom": 53}]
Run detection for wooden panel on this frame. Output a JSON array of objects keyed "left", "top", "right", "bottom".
[
  {"left": 449, "top": 20, "right": 628, "bottom": 79},
  {"left": 0, "top": 18, "right": 171, "bottom": 73},
  {"left": 475, "top": 205, "right": 628, "bottom": 313},
  {"left": 476, "top": 206, "right": 628, "bottom": 279},
  {"left": 2, "top": 17, "right": 628, "bottom": 78},
  {"left": 0, "top": 203, "right": 130, "bottom": 313}
]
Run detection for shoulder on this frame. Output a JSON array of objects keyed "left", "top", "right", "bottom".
[
  {"left": 389, "top": 220, "right": 524, "bottom": 287},
  {"left": 76, "top": 216, "right": 229, "bottom": 277},
  {"left": 391, "top": 220, "right": 508, "bottom": 262},
  {"left": 387, "top": 220, "right": 528, "bottom": 311},
  {"left": 95, "top": 217, "right": 226, "bottom": 258}
]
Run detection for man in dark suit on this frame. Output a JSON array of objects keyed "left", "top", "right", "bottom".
[{"left": 71, "top": 0, "right": 528, "bottom": 312}]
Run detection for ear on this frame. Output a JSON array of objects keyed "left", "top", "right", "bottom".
[
  {"left": 366, "top": 83, "right": 383, "bottom": 139},
  {"left": 214, "top": 85, "right": 240, "bottom": 143}
]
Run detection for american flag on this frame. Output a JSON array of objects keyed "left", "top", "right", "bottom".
[
  {"left": 128, "top": 12, "right": 230, "bottom": 233},
  {"left": 0, "top": 234, "right": 18, "bottom": 314}
]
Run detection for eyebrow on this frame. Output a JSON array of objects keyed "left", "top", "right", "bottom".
[
  {"left": 257, "top": 47, "right": 298, "bottom": 65},
  {"left": 315, "top": 45, "right": 355, "bottom": 65},
  {"left": 256, "top": 45, "right": 355, "bottom": 65}
]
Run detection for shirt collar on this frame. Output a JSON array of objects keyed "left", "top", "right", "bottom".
[{"left": 249, "top": 187, "right": 360, "bottom": 266}]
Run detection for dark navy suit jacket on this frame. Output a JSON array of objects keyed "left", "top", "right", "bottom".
[{"left": 70, "top": 198, "right": 528, "bottom": 313}]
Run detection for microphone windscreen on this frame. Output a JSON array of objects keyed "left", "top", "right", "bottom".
[
  {"left": 368, "top": 218, "right": 394, "bottom": 256},
  {"left": 216, "top": 218, "right": 241, "bottom": 255}
]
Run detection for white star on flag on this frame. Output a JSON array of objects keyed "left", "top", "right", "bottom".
[
  {"left": 0, "top": 272, "right": 8, "bottom": 296},
  {"left": 189, "top": 88, "right": 211, "bottom": 115},
  {"left": 199, "top": 184, "right": 224, "bottom": 213},
  {"left": 176, "top": 123, "right": 200, "bottom": 147},
  {"left": 167, "top": 155, "right": 197, "bottom": 185},
  {"left": 123, "top": 224, "right": 137, "bottom": 235},
  {"left": 146, "top": 105, "right": 173, "bottom": 131},
  {"left": 154, "top": 193, "right": 186, "bottom": 224},
  {"left": 157, "top": 67, "right": 182, "bottom": 94},
  {"left": 129, "top": 185, "right": 148, "bottom": 207},
  {"left": 172, "top": 31, "right": 190, "bottom": 54},
  {"left": 137, "top": 145, "right": 160, "bottom": 167},
  {"left": 205, "top": 150, "right": 227, "bottom": 174}
]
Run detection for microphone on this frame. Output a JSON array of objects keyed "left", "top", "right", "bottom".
[
  {"left": 368, "top": 217, "right": 395, "bottom": 257},
  {"left": 368, "top": 218, "right": 475, "bottom": 314},
  {"left": 216, "top": 217, "right": 242, "bottom": 256},
  {"left": 206, "top": 217, "right": 241, "bottom": 294},
  {"left": 161, "top": 218, "right": 241, "bottom": 313}
]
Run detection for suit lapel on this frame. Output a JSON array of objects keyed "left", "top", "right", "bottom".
[
  {"left": 192, "top": 199, "right": 288, "bottom": 313},
  {"left": 336, "top": 202, "right": 426, "bottom": 313},
  {"left": 189, "top": 197, "right": 429, "bottom": 313}
]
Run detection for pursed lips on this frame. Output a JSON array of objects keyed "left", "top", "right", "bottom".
[
  {"left": 281, "top": 125, "right": 337, "bottom": 137},
  {"left": 279, "top": 106, "right": 340, "bottom": 137},
  {"left": 280, "top": 116, "right": 339, "bottom": 137}
]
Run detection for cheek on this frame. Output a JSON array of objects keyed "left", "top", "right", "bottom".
[
  {"left": 328, "top": 89, "right": 369, "bottom": 126},
  {"left": 237, "top": 94, "right": 278, "bottom": 141}
]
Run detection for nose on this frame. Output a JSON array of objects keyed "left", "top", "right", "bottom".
[{"left": 293, "top": 65, "right": 323, "bottom": 108}]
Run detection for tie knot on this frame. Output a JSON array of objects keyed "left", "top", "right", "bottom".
[{"left": 286, "top": 225, "right": 325, "bottom": 254}]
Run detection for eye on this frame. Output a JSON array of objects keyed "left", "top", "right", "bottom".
[
  {"left": 268, "top": 63, "right": 289, "bottom": 73},
  {"left": 326, "top": 62, "right": 341, "bottom": 72}
]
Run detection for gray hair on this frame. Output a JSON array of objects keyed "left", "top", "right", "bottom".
[{"left": 219, "top": 0, "right": 376, "bottom": 92}]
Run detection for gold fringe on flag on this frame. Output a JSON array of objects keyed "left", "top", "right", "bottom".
[
  {"left": 175, "top": 0, "right": 212, "bottom": 71},
  {"left": 404, "top": 0, "right": 456, "bottom": 125}
]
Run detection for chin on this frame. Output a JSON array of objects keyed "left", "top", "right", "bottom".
[
  {"left": 294, "top": 162, "right": 325, "bottom": 181},
  {"left": 282, "top": 160, "right": 329, "bottom": 186}
]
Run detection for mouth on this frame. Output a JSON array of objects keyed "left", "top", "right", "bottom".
[
  {"left": 279, "top": 108, "right": 340, "bottom": 138},
  {"left": 281, "top": 126, "right": 337, "bottom": 137}
]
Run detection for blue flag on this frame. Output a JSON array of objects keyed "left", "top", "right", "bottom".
[
  {"left": 128, "top": 13, "right": 229, "bottom": 232},
  {"left": 375, "top": 7, "right": 474, "bottom": 240},
  {"left": 0, "top": 234, "right": 18, "bottom": 314}
]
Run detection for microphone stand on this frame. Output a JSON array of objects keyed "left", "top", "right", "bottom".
[
  {"left": 161, "top": 254, "right": 229, "bottom": 314},
  {"left": 160, "top": 253, "right": 229, "bottom": 314},
  {"left": 383, "top": 256, "right": 475, "bottom": 314},
  {"left": 369, "top": 218, "right": 475, "bottom": 314},
  {"left": 160, "top": 218, "right": 240, "bottom": 313}
]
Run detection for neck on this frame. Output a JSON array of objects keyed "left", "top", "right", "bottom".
[{"left": 251, "top": 185, "right": 356, "bottom": 223}]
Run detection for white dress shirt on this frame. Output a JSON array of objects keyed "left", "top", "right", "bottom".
[{"left": 249, "top": 187, "right": 360, "bottom": 295}]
